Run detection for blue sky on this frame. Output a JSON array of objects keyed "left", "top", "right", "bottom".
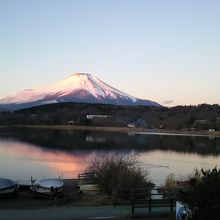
[{"left": 0, "top": 0, "right": 220, "bottom": 106}]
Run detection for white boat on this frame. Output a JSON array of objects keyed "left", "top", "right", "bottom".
[
  {"left": 31, "top": 178, "right": 64, "bottom": 198},
  {"left": 0, "top": 178, "right": 17, "bottom": 198}
]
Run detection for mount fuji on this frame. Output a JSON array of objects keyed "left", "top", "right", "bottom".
[{"left": 0, "top": 73, "right": 160, "bottom": 111}]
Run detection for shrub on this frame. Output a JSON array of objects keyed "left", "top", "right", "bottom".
[
  {"left": 86, "top": 153, "right": 153, "bottom": 199},
  {"left": 163, "top": 173, "right": 177, "bottom": 189}
]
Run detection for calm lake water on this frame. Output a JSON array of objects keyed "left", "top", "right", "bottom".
[{"left": 0, "top": 127, "right": 220, "bottom": 185}]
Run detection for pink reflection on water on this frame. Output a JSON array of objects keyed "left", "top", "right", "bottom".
[{"left": 0, "top": 139, "right": 96, "bottom": 179}]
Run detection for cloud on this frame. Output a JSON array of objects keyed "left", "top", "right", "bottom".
[{"left": 162, "top": 100, "right": 174, "bottom": 105}]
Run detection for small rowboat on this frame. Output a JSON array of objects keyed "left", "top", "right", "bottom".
[
  {"left": 0, "top": 178, "right": 17, "bottom": 198},
  {"left": 31, "top": 178, "right": 64, "bottom": 199}
]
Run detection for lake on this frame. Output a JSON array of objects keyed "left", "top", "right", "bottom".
[{"left": 0, "top": 127, "right": 220, "bottom": 185}]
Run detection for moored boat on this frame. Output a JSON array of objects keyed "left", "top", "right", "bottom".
[
  {"left": 0, "top": 178, "right": 17, "bottom": 198},
  {"left": 30, "top": 178, "right": 64, "bottom": 199}
]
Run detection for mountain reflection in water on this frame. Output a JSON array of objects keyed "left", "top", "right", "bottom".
[
  {"left": 5, "top": 127, "right": 220, "bottom": 155},
  {"left": 0, "top": 127, "right": 220, "bottom": 185}
]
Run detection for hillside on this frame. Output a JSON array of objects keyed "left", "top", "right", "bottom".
[{"left": 0, "top": 103, "right": 220, "bottom": 131}]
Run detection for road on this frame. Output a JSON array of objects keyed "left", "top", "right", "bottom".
[{"left": 0, "top": 205, "right": 174, "bottom": 220}]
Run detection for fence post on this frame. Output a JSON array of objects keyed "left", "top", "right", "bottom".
[
  {"left": 149, "top": 198, "right": 152, "bottom": 214},
  {"left": 170, "top": 197, "right": 173, "bottom": 213},
  {"left": 131, "top": 197, "right": 134, "bottom": 216}
]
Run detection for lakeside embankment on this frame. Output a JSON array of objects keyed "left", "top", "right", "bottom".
[{"left": 5, "top": 124, "right": 220, "bottom": 138}]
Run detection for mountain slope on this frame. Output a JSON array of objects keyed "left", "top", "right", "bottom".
[{"left": 0, "top": 73, "right": 160, "bottom": 111}]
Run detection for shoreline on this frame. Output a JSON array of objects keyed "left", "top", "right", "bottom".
[{"left": 5, "top": 124, "right": 220, "bottom": 138}]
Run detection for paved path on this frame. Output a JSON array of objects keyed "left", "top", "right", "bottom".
[{"left": 0, "top": 205, "right": 173, "bottom": 220}]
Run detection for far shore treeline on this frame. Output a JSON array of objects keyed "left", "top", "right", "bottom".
[{"left": 0, "top": 103, "right": 220, "bottom": 131}]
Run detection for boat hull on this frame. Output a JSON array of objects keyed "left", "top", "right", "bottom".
[{"left": 30, "top": 178, "right": 64, "bottom": 199}]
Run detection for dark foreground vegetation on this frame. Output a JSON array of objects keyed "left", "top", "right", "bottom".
[
  {"left": 161, "top": 168, "right": 220, "bottom": 220},
  {"left": 180, "top": 167, "right": 220, "bottom": 220},
  {"left": 0, "top": 102, "right": 220, "bottom": 131}
]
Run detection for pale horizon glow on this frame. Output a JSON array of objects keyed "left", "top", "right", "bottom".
[{"left": 0, "top": 0, "right": 220, "bottom": 106}]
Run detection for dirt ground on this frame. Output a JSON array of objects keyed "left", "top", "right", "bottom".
[{"left": 0, "top": 180, "right": 113, "bottom": 210}]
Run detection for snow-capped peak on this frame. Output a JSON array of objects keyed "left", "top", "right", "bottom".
[{"left": 0, "top": 73, "right": 160, "bottom": 110}]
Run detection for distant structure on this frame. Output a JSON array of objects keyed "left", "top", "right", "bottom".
[
  {"left": 194, "top": 119, "right": 208, "bottom": 125},
  {"left": 67, "top": 120, "right": 75, "bottom": 125},
  {"left": 86, "top": 115, "right": 110, "bottom": 119},
  {"left": 127, "top": 123, "right": 136, "bottom": 128}
]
